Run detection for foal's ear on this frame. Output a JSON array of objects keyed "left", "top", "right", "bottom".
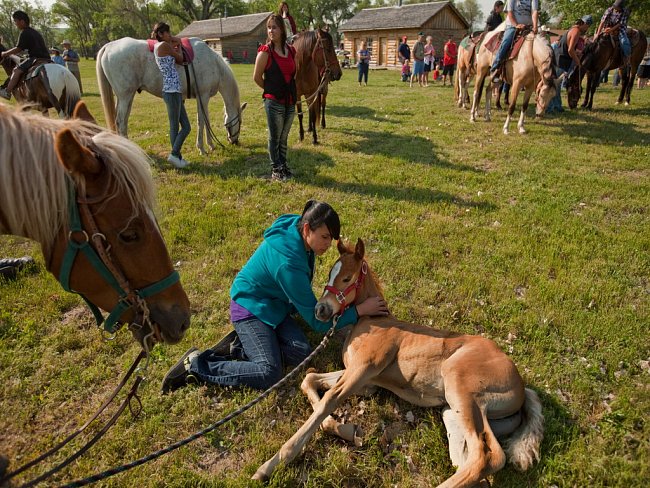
[
  {"left": 354, "top": 238, "right": 365, "bottom": 261},
  {"left": 337, "top": 239, "right": 347, "bottom": 255},
  {"left": 72, "top": 101, "right": 97, "bottom": 124},
  {"left": 55, "top": 129, "right": 102, "bottom": 176}
]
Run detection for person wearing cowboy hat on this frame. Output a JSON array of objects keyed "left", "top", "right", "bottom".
[
  {"left": 50, "top": 46, "right": 65, "bottom": 66},
  {"left": 61, "top": 39, "right": 83, "bottom": 93}
]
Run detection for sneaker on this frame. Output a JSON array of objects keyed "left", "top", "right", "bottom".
[
  {"left": 210, "top": 330, "right": 247, "bottom": 360},
  {"left": 281, "top": 165, "right": 293, "bottom": 179},
  {"left": 167, "top": 154, "right": 188, "bottom": 169},
  {"left": 161, "top": 347, "right": 200, "bottom": 394},
  {"left": 0, "top": 256, "right": 36, "bottom": 280},
  {"left": 271, "top": 170, "right": 287, "bottom": 182},
  {"left": 0, "top": 87, "right": 11, "bottom": 100}
]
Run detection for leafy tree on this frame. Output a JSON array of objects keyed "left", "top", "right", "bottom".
[
  {"left": 550, "top": 0, "right": 650, "bottom": 31},
  {"left": 0, "top": 0, "right": 58, "bottom": 48},
  {"left": 51, "top": 0, "right": 109, "bottom": 56},
  {"left": 160, "top": 0, "right": 247, "bottom": 25},
  {"left": 455, "top": 0, "right": 483, "bottom": 31}
]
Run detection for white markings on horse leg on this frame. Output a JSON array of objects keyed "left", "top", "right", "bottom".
[{"left": 442, "top": 407, "right": 468, "bottom": 468}]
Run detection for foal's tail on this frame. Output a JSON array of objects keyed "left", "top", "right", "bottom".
[
  {"left": 96, "top": 46, "right": 117, "bottom": 132},
  {"left": 503, "top": 388, "right": 544, "bottom": 471}
]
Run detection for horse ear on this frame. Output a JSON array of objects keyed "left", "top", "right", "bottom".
[
  {"left": 72, "top": 101, "right": 96, "bottom": 124},
  {"left": 354, "top": 238, "right": 365, "bottom": 261},
  {"left": 55, "top": 129, "right": 102, "bottom": 175},
  {"left": 337, "top": 239, "right": 347, "bottom": 255},
  {"left": 240, "top": 102, "right": 247, "bottom": 112}
]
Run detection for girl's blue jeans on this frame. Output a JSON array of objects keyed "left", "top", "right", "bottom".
[
  {"left": 162, "top": 91, "right": 191, "bottom": 158},
  {"left": 264, "top": 98, "right": 294, "bottom": 169},
  {"left": 189, "top": 314, "right": 311, "bottom": 390}
]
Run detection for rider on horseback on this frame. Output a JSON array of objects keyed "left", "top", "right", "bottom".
[
  {"left": 490, "top": 0, "right": 539, "bottom": 83},
  {"left": 595, "top": 0, "right": 631, "bottom": 67},
  {"left": 0, "top": 11, "right": 50, "bottom": 100}
]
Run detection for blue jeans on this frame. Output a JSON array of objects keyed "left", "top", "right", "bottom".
[
  {"left": 162, "top": 91, "right": 191, "bottom": 158},
  {"left": 619, "top": 30, "right": 631, "bottom": 57},
  {"left": 189, "top": 314, "right": 311, "bottom": 390},
  {"left": 264, "top": 98, "right": 294, "bottom": 170},
  {"left": 358, "top": 62, "right": 369, "bottom": 83},
  {"left": 492, "top": 26, "right": 517, "bottom": 71}
]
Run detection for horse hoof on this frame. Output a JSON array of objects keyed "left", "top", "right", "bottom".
[
  {"left": 252, "top": 471, "right": 269, "bottom": 482},
  {"left": 615, "top": 101, "right": 621, "bottom": 105},
  {"left": 625, "top": 102, "right": 629, "bottom": 106},
  {"left": 519, "top": 128, "right": 527, "bottom": 134},
  {"left": 503, "top": 129, "right": 509, "bottom": 135}
]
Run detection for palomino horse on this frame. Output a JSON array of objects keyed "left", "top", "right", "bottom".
[
  {"left": 0, "top": 101, "right": 190, "bottom": 347},
  {"left": 0, "top": 43, "right": 81, "bottom": 118},
  {"left": 567, "top": 29, "right": 647, "bottom": 109},
  {"left": 96, "top": 37, "right": 246, "bottom": 154},
  {"left": 253, "top": 239, "right": 544, "bottom": 486},
  {"left": 454, "top": 34, "right": 479, "bottom": 109},
  {"left": 471, "top": 26, "right": 557, "bottom": 134},
  {"left": 293, "top": 29, "right": 342, "bottom": 145}
]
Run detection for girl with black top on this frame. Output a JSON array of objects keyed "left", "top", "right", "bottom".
[{"left": 253, "top": 14, "right": 297, "bottom": 182}]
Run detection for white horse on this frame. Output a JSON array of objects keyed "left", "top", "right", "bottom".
[{"left": 96, "top": 37, "right": 246, "bottom": 154}]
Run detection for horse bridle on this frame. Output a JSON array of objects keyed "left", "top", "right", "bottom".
[
  {"left": 58, "top": 152, "right": 180, "bottom": 345},
  {"left": 224, "top": 110, "right": 241, "bottom": 142},
  {"left": 323, "top": 260, "right": 368, "bottom": 313},
  {"left": 312, "top": 31, "right": 332, "bottom": 80}
]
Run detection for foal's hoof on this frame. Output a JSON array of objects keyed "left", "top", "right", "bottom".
[{"left": 252, "top": 471, "right": 269, "bottom": 482}]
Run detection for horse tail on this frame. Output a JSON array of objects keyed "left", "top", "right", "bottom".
[
  {"left": 502, "top": 388, "right": 544, "bottom": 471},
  {"left": 96, "top": 46, "right": 117, "bottom": 132}
]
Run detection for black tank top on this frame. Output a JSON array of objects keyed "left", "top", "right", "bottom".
[{"left": 263, "top": 44, "right": 297, "bottom": 105}]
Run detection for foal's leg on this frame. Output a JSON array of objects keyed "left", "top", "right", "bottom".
[
  {"left": 301, "top": 369, "right": 376, "bottom": 445},
  {"left": 253, "top": 366, "right": 377, "bottom": 482}
]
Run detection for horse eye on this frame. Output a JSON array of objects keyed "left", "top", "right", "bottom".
[
  {"left": 119, "top": 229, "right": 139, "bottom": 243},
  {"left": 342, "top": 277, "right": 351, "bottom": 283}
]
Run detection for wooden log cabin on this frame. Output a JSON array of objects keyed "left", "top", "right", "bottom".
[
  {"left": 339, "top": 1, "right": 470, "bottom": 68},
  {"left": 178, "top": 12, "right": 271, "bottom": 64}
]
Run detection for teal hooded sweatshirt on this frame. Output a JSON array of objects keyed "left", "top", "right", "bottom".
[{"left": 230, "top": 214, "right": 358, "bottom": 332}]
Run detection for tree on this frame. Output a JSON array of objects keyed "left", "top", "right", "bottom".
[
  {"left": 455, "top": 0, "right": 483, "bottom": 31},
  {"left": 0, "top": 0, "right": 59, "bottom": 48},
  {"left": 550, "top": 0, "right": 650, "bottom": 32},
  {"left": 160, "top": 0, "right": 247, "bottom": 25}
]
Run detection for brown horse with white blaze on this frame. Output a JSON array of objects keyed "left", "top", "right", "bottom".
[
  {"left": 253, "top": 239, "right": 544, "bottom": 486},
  {"left": 293, "top": 29, "right": 342, "bottom": 144},
  {"left": 0, "top": 101, "right": 190, "bottom": 347}
]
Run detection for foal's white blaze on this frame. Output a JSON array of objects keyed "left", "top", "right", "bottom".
[{"left": 325, "top": 261, "right": 342, "bottom": 293}]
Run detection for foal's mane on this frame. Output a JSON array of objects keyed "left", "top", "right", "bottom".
[{"left": 0, "top": 104, "right": 156, "bottom": 247}]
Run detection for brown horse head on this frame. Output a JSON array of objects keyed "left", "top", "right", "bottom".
[
  {"left": 316, "top": 29, "right": 342, "bottom": 81},
  {"left": 315, "top": 238, "right": 366, "bottom": 321},
  {"left": 0, "top": 102, "right": 190, "bottom": 347}
]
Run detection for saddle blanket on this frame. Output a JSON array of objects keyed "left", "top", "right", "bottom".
[
  {"left": 146, "top": 38, "right": 194, "bottom": 63},
  {"left": 484, "top": 31, "right": 528, "bottom": 60}
]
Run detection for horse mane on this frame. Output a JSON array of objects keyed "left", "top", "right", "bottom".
[
  {"left": 292, "top": 30, "right": 317, "bottom": 65},
  {"left": 0, "top": 103, "right": 156, "bottom": 247}
]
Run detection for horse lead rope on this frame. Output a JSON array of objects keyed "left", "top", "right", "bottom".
[{"left": 58, "top": 317, "right": 341, "bottom": 487}]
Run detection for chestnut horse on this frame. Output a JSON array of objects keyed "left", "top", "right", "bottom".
[
  {"left": 293, "top": 29, "right": 342, "bottom": 144},
  {"left": 566, "top": 29, "right": 647, "bottom": 109},
  {"left": 0, "top": 101, "right": 190, "bottom": 347},
  {"left": 0, "top": 43, "right": 81, "bottom": 118},
  {"left": 471, "top": 25, "right": 557, "bottom": 134},
  {"left": 253, "top": 239, "right": 543, "bottom": 487}
]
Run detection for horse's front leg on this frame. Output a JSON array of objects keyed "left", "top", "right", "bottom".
[
  {"left": 470, "top": 73, "right": 485, "bottom": 122},
  {"left": 301, "top": 369, "right": 364, "bottom": 445},
  {"left": 252, "top": 367, "right": 373, "bottom": 482},
  {"left": 195, "top": 95, "right": 212, "bottom": 155},
  {"left": 517, "top": 85, "right": 533, "bottom": 134},
  {"left": 503, "top": 80, "right": 521, "bottom": 135}
]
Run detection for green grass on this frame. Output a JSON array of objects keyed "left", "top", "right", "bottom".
[{"left": 1, "top": 59, "right": 648, "bottom": 487}]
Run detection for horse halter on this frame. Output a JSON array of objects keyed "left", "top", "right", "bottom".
[
  {"left": 224, "top": 110, "right": 241, "bottom": 142},
  {"left": 324, "top": 260, "right": 368, "bottom": 313},
  {"left": 313, "top": 31, "right": 332, "bottom": 79},
  {"left": 58, "top": 161, "right": 179, "bottom": 341}
]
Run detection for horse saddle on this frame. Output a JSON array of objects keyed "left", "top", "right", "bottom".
[
  {"left": 484, "top": 29, "right": 530, "bottom": 60},
  {"left": 24, "top": 59, "right": 52, "bottom": 81},
  {"left": 146, "top": 38, "right": 194, "bottom": 62}
]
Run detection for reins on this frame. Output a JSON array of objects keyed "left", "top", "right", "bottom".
[{"left": 188, "top": 62, "right": 226, "bottom": 150}]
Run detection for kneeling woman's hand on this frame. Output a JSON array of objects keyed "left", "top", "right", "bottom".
[{"left": 356, "top": 296, "right": 389, "bottom": 317}]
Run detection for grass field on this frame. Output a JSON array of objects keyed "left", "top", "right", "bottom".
[{"left": 1, "top": 58, "right": 649, "bottom": 487}]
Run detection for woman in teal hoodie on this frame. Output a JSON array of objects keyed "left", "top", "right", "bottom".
[{"left": 162, "top": 200, "right": 388, "bottom": 392}]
